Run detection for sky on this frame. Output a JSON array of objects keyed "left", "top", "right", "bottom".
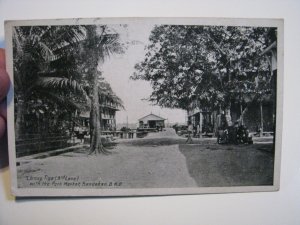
[{"left": 100, "top": 23, "right": 187, "bottom": 125}]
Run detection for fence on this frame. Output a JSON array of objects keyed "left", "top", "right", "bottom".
[{"left": 16, "top": 134, "right": 74, "bottom": 158}]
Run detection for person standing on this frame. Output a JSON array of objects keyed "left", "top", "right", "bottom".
[
  {"left": 186, "top": 122, "right": 193, "bottom": 144},
  {"left": 225, "top": 108, "right": 232, "bottom": 127},
  {"left": 197, "top": 123, "right": 200, "bottom": 137}
]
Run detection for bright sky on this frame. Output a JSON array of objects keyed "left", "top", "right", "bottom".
[{"left": 101, "top": 23, "right": 187, "bottom": 125}]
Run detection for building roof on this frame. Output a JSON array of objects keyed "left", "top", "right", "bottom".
[
  {"left": 138, "top": 113, "right": 166, "bottom": 121},
  {"left": 79, "top": 111, "right": 90, "bottom": 118}
]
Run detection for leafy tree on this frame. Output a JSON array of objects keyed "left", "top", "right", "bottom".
[
  {"left": 132, "top": 25, "right": 215, "bottom": 110},
  {"left": 132, "top": 25, "right": 276, "bottom": 121},
  {"left": 202, "top": 26, "right": 275, "bottom": 118}
]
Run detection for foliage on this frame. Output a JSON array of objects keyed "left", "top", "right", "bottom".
[
  {"left": 73, "top": 25, "right": 125, "bottom": 154},
  {"left": 132, "top": 25, "right": 276, "bottom": 111},
  {"left": 13, "top": 25, "right": 89, "bottom": 138},
  {"left": 13, "top": 25, "right": 125, "bottom": 146}
]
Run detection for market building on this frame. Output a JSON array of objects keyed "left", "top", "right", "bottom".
[{"left": 138, "top": 113, "right": 166, "bottom": 129}]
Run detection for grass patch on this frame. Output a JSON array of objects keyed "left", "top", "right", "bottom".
[{"left": 179, "top": 143, "right": 274, "bottom": 187}]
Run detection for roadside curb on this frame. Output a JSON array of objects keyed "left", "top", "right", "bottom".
[{"left": 16, "top": 144, "right": 89, "bottom": 164}]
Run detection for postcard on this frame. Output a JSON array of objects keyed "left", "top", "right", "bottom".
[{"left": 5, "top": 17, "right": 283, "bottom": 196}]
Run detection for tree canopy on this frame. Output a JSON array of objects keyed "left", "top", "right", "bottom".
[
  {"left": 13, "top": 25, "right": 125, "bottom": 155},
  {"left": 132, "top": 25, "right": 276, "bottom": 111}
]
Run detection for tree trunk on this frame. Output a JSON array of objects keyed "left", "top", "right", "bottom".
[
  {"left": 260, "top": 101, "right": 264, "bottom": 137},
  {"left": 199, "top": 112, "right": 203, "bottom": 138},
  {"left": 15, "top": 99, "right": 25, "bottom": 140},
  {"left": 88, "top": 72, "right": 110, "bottom": 155},
  {"left": 240, "top": 103, "right": 243, "bottom": 125}
]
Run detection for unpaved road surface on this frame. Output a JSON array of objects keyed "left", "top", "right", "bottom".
[{"left": 17, "top": 128, "right": 274, "bottom": 189}]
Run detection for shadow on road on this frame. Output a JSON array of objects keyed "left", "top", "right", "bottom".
[{"left": 178, "top": 143, "right": 274, "bottom": 187}]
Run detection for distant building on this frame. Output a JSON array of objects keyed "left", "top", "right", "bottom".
[
  {"left": 78, "top": 80, "right": 123, "bottom": 132},
  {"left": 233, "top": 41, "right": 277, "bottom": 134},
  {"left": 138, "top": 113, "right": 166, "bottom": 129},
  {"left": 79, "top": 100, "right": 121, "bottom": 131},
  {"left": 187, "top": 41, "right": 277, "bottom": 136},
  {"left": 100, "top": 98, "right": 121, "bottom": 131},
  {"left": 187, "top": 101, "right": 215, "bottom": 136},
  {"left": 260, "top": 41, "right": 277, "bottom": 91}
]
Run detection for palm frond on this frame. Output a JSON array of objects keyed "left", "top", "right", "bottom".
[
  {"left": 35, "top": 77, "right": 89, "bottom": 101},
  {"left": 97, "top": 81, "right": 124, "bottom": 110},
  {"left": 37, "top": 41, "right": 56, "bottom": 61},
  {"left": 110, "top": 94, "right": 125, "bottom": 109},
  {"left": 12, "top": 27, "right": 24, "bottom": 56},
  {"left": 38, "top": 90, "right": 90, "bottom": 111},
  {"left": 50, "top": 26, "right": 87, "bottom": 52}
]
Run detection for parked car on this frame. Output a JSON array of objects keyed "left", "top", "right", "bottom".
[
  {"left": 174, "top": 125, "right": 188, "bottom": 136},
  {"left": 217, "top": 124, "right": 253, "bottom": 145}
]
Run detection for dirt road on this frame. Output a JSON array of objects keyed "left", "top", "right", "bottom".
[{"left": 17, "top": 128, "right": 274, "bottom": 189}]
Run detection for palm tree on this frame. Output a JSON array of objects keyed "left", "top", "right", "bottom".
[
  {"left": 13, "top": 25, "right": 88, "bottom": 139},
  {"left": 13, "top": 24, "right": 125, "bottom": 155},
  {"left": 80, "top": 25, "right": 124, "bottom": 155}
]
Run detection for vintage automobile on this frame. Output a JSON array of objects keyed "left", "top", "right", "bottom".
[
  {"left": 173, "top": 125, "right": 189, "bottom": 136},
  {"left": 217, "top": 124, "right": 253, "bottom": 145}
]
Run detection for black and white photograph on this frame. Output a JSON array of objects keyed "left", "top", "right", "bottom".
[{"left": 5, "top": 18, "right": 283, "bottom": 196}]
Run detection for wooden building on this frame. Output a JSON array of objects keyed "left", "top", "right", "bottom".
[
  {"left": 79, "top": 80, "right": 123, "bottom": 132},
  {"left": 187, "top": 41, "right": 277, "bottom": 136},
  {"left": 187, "top": 101, "right": 215, "bottom": 137},
  {"left": 138, "top": 113, "right": 166, "bottom": 129}
]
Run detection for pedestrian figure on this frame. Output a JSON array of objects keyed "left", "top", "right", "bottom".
[
  {"left": 186, "top": 122, "right": 193, "bottom": 144},
  {"left": 217, "top": 110, "right": 231, "bottom": 144},
  {"left": 193, "top": 125, "right": 197, "bottom": 137},
  {"left": 196, "top": 123, "right": 201, "bottom": 138},
  {"left": 225, "top": 108, "right": 232, "bottom": 127}
]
